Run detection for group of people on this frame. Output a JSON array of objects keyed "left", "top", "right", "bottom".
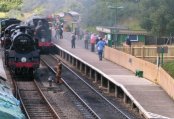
[
  {"left": 90, "top": 33, "right": 108, "bottom": 61},
  {"left": 71, "top": 31, "right": 108, "bottom": 61},
  {"left": 55, "top": 22, "right": 63, "bottom": 40}
]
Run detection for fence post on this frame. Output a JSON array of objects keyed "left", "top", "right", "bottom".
[
  {"left": 131, "top": 46, "right": 134, "bottom": 55},
  {"left": 142, "top": 46, "right": 145, "bottom": 59}
]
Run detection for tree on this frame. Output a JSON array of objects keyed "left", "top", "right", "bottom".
[
  {"left": 139, "top": 0, "right": 174, "bottom": 37},
  {"left": 0, "top": 0, "right": 22, "bottom": 12}
]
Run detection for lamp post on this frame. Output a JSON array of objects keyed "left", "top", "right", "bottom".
[
  {"left": 108, "top": 6, "right": 123, "bottom": 26},
  {"left": 108, "top": 5, "right": 123, "bottom": 48}
]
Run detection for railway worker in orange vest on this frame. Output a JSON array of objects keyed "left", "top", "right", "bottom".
[{"left": 56, "top": 60, "right": 62, "bottom": 84}]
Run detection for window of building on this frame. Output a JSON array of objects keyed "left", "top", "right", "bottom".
[{"left": 129, "top": 35, "right": 138, "bottom": 41}]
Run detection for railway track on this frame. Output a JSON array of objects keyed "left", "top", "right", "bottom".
[
  {"left": 13, "top": 79, "right": 60, "bottom": 119},
  {"left": 41, "top": 55, "right": 136, "bottom": 119}
]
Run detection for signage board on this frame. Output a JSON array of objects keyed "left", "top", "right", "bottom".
[{"left": 157, "top": 46, "right": 168, "bottom": 53}]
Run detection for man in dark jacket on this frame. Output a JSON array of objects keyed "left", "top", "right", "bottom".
[
  {"left": 71, "top": 32, "right": 76, "bottom": 48},
  {"left": 126, "top": 36, "right": 131, "bottom": 47}
]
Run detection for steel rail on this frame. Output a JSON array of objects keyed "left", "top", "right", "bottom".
[
  {"left": 13, "top": 79, "right": 60, "bottom": 119},
  {"left": 53, "top": 55, "right": 131, "bottom": 119},
  {"left": 41, "top": 57, "right": 100, "bottom": 119}
]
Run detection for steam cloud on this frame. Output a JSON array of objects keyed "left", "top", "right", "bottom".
[{"left": 21, "top": 0, "right": 65, "bottom": 16}]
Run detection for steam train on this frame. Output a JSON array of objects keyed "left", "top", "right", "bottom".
[
  {"left": 25, "top": 15, "right": 54, "bottom": 54},
  {"left": 0, "top": 18, "right": 21, "bottom": 46},
  {"left": 4, "top": 24, "right": 40, "bottom": 75}
]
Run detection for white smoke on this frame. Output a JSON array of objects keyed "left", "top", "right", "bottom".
[{"left": 21, "top": 0, "right": 65, "bottom": 15}]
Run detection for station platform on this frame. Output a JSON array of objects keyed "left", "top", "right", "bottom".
[{"left": 53, "top": 32, "right": 174, "bottom": 119}]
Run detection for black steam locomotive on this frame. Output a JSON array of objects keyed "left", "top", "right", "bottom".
[
  {"left": 0, "top": 18, "right": 21, "bottom": 47},
  {"left": 4, "top": 25, "right": 40, "bottom": 75},
  {"left": 25, "top": 15, "right": 53, "bottom": 54}
]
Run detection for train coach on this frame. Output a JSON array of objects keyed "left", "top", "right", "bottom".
[
  {"left": 4, "top": 25, "right": 40, "bottom": 75},
  {"left": 25, "top": 15, "right": 54, "bottom": 54}
]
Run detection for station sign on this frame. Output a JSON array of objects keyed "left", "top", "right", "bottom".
[
  {"left": 157, "top": 46, "right": 168, "bottom": 53},
  {"left": 96, "top": 26, "right": 111, "bottom": 33}
]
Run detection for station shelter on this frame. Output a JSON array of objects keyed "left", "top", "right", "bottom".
[
  {"left": 96, "top": 26, "right": 147, "bottom": 47},
  {"left": 56, "top": 11, "right": 80, "bottom": 32}
]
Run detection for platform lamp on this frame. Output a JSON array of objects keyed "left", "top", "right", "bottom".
[{"left": 108, "top": 3, "right": 123, "bottom": 48}]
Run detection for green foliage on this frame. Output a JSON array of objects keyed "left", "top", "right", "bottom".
[
  {"left": 83, "top": 1, "right": 119, "bottom": 27},
  {"left": 83, "top": 0, "right": 174, "bottom": 36},
  {"left": 139, "top": 17, "right": 152, "bottom": 31},
  {"left": 82, "top": 0, "right": 142, "bottom": 30},
  {"left": 0, "top": 0, "right": 22, "bottom": 12},
  {"left": 3, "top": 0, "right": 174, "bottom": 39},
  {"left": 162, "top": 62, "right": 174, "bottom": 78},
  {"left": 126, "top": 18, "right": 142, "bottom": 30},
  {"left": 85, "top": 26, "right": 97, "bottom": 33},
  {"left": 139, "top": 0, "right": 174, "bottom": 37},
  {"left": 84, "top": 2, "right": 112, "bottom": 26}
]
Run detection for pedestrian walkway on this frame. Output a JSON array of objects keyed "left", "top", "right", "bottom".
[{"left": 53, "top": 32, "right": 174, "bottom": 119}]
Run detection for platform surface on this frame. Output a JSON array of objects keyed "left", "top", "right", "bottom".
[{"left": 53, "top": 32, "right": 174, "bottom": 119}]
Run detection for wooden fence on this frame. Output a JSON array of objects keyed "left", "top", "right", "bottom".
[{"left": 116, "top": 45, "right": 174, "bottom": 63}]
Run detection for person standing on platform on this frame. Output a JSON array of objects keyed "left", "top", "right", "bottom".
[
  {"left": 90, "top": 33, "right": 96, "bottom": 52},
  {"left": 95, "top": 35, "right": 100, "bottom": 53},
  {"left": 59, "top": 26, "right": 63, "bottom": 39},
  {"left": 125, "top": 36, "right": 131, "bottom": 54},
  {"left": 96, "top": 38, "right": 105, "bottom": 61},
  {"left": 103, "top": 36, "right": 108, "bottom": 46},
  {"left": 126, "top": 36, "right": 131, "bottom": 47},
  {"left": 75, "top": 27, "right": 80, "bottom": 40},
  {"left": 95, "top": 35, "right": 100, "bottom": 45},
  {"left": 54, "top": 22, "right": 60, "bottom": 40},
  {"left": 84, "top": 31, "right": 90, "bottom": 49},
  {"left": 71, "top": 32, "right": 76, "bottom": 48}
]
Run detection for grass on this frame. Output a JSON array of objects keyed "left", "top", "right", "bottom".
[{"left": 162, "top": 62, "right": 174, "bottom": 78}]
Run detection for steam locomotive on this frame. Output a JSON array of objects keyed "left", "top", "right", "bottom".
[
  {"left": 0, "top": 18, "right": 21, "bottom": 46},
  {"left": 25, "top": 15, "right": 54, "bottom": 54},
  {"left": 4, "top": 25, "right": 40, "bottom": 75}
]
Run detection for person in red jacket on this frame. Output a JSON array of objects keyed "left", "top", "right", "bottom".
[{"left": 90, "top": 33, "right": 96, "bottom": 52}]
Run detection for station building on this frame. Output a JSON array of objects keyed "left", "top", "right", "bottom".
[{"left": 96, "top": 26, "right": 148, "bottom": 47}]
